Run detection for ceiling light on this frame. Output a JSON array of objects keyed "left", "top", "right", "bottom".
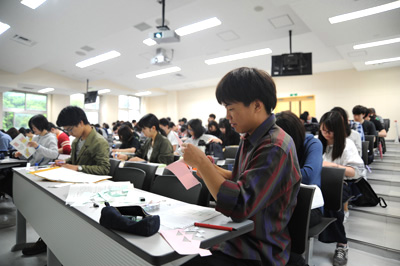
[
  {"left": 205, "top": 48, "right": 272, "bottom": 65},
  {"left": 136, "top": 66, "right": 181, "bottom": 79},
  {"left": 353, "top": 37, "right": 400, "bottom": 49},
  {"left": 329, "top": 1, "right": 400, "bottom": 24},
  {"left": 0, "top": 22, "right": 10, "bottom": 35},
  {"left": 21, "top": 0, "right": 47, "bottom": 9},
  {"left": 98, "top": 89, "right": 111, "bottom": 94},
  {"left": 135, "top": 91, "right": 152, "bottom": 96},
  {"left": 143, "top": 38, "right": 157, "bottom": 46},
  {"left": 76, "top": 51, "right": 121, "bottom": 68},
  {"left": 365, "top": 56, "right": 400, "bottom": 65},
  {"left": 38, "top": 87, "right": 54, "bottom": 93},
  {"left": 175, "top": 17, "right": 221, "bottom": 36}
]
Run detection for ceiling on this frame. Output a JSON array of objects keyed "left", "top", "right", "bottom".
[{"left": 0, "top": 0, "right": 399, "bottom": 96}]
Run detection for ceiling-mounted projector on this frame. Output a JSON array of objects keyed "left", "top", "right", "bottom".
[
  {"left": 150, "top": 26, "right": 180, "bottom": 44},
  {"left": 151, "top": 47, "right": 171, "bottom": 66}
]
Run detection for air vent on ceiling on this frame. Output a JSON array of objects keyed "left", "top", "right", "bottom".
[
  {"left": 11, "top": 34, "right": 37, "bottom": 47},
  {"left": 269, "top": 15, "right": 294, "bottom": 29},
  {"left": 217, "top": 30, "right": 240, "bottom": 42},
  {"left": 134, "top": 22, "right": 152, "bottom": 32},
  {"left": 81, "top": 45, "right": 94, "bottom": 52},
  {"left": 22, "top": 86, "right": 34, "bottom": 90}
]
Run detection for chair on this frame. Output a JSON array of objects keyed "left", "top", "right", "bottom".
[
  {"left": 306, "top": 166, "right": 345, "bottom": 263},
  {"left": 288, "top": 186, "right": 315, "bottom": 258},
  {"left": 151, "top": 175, "right": 202, "bottom": 205},
  {"left": 361, "top": 141, "right": 369, "bottom": 166},
  {"left": 383, "top": 118, "right": 390, "bottom": 133},
  {"left": 123, "top": 161, "right": 158, "bottom": 191},
  {"left": 223, "top": 146, "right": 238, "bottom": 159},
  {"left": 113, "top": 167, "right": 146, "bottom": 190},
  {"left": 109, "top": 158, "right": 121, "bottom": 177},
  {"left": 364, "top": 135, "right": 375, "bottom": 164}
]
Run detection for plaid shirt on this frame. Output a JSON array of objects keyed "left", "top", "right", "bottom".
[
  {"left": 350, "top": 120, "right": 365, "bottom": 141},
  {"left": 214, "top": 114, "right": 301, "bottom": 265}
]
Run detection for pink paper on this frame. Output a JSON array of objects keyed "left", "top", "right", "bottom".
[
  {"left": 174, "top": 132, "right": 183, "bottom": 146},
  {"left": 160, "top": 229, "right": 211, "bottom": 256},
  {"left": 165, "top": 160, "right": 199, "bottom": 190}
]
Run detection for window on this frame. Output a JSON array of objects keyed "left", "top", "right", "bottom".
[
  {"left": 118, "top": 95, "right": 141, "bottom": 122},
  {"left": 70, "top": 93, "right": 100, "bottom": 124},
  {"left": 2, "top": 91, "right": 47, "bottom": 131}
]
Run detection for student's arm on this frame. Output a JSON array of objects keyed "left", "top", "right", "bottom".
[
  {"left": 113, "top": 147, "right": 136, "bottom": 153},
  {"left": 81, "top": 139, "right": 111, "bottom": 175},
  {"left": 29, "top": 136, "right": 59, "bottom": 160},
  {"left": 322, "top": 161, "right": 356, "bottom": 177},
  {"left": 156, "top": 139, "right": 174, "bottom": 165},
  {"left": 301, "top": 138, "right": 323, "bottom": 186}
]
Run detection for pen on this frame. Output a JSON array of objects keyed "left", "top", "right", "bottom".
[{"left": 194, "top": 222, "right": 234, "bottom": 231}]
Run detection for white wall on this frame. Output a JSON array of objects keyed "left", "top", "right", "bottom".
[{"left": 145, "top": 67, "right": 400, "bottom": 140}]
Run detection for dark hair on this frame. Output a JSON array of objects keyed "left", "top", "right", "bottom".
[
  {"left": 318, "top": 111, "right": 346, "bottom": 161},
  {"left": 29, "top": 114, "right": 49, "bottom": 132},
  {"left": 216, "top": 67, "right": 277, "bottom": 114},
  {"left": 187, "top": 119, "right": 205, "bottom": 139},
  {"left": 181, "top": 118, "right": 187, "bottom": 124},
  {"left": 138, "top": 113, "right": 166, "bottom": 137},
  {"left": 48, "top": 122, "right": 58, "bottom": 130},
  {"left": 169, "top": 121, "right": 175, "bottom": 128},
  {"left": 275, "top": 111, "right": 305, "bottom": 162},
  {"left": 122, "top": 121, "right": 133, "bottom": 130},
  {"left": 369, "top": 108, "right": 376, "bottom": 115},
  {"left": 207, "top": 120, "right": 221, "bottom": 137},
  {"left": 132, "top": 120, "right": 136, "bottom": 124},
  {"left": 299, "top": 113, "right": 308, "bottom": 122},
  {"left": 209, "top": 113, "right": 216, "bottom": 119},
  {"left": 103, "top": 123, "right": 109, "bottom": 129},
  {"left": 6, "top": 127, "right": 20, "bottom": 139},
  {"left": 180, "top": 124, "right": 187, "bottom": 133},
  {"left": 56, "top": 106, "right": 89, "bottom": 127},
  {"left": 18, "top": 127, "right": 26, "bottom": 136},
  {"left": 159, "top": 118, "right": 170, "bottom": 127},
  {"left": 352, "top": 105, "right": 366, "bottom": 115},
  {"left": 25, "top": 128, "right": 32, "bottom": 134},
  {"left": 331, "top": 107, "right": 351, "bottom": 137},
  {"left": 118, "top": 125, "right": 133, "bottom": 144}
]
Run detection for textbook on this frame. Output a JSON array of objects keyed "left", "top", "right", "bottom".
[{"left": 10, "top": 133, "right": 36, "bottom": 158}]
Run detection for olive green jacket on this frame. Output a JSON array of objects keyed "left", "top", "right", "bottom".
[
  {"left": 136, "top": 132, "right": 174, "bottom": 165},
  {"left": 66, "top": 127, "right": 110, "bottom": 175}
]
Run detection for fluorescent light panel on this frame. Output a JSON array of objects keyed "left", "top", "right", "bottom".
[
  {"left": 21, "top": 0, "right": 47, "bottom": 9},
  {"left": 136, "top": 66, "right": 181, "bottom": 79},
  {"left": 175, "top": 17, "right": 221, "bottom": 36},
  {"left": 365, "top": 56, "right": 400, "bottom": 65},
  {"left": 135, "top": 91, "right": 152, "bottom": 96},
  {"left": 354, "top": 37, "right": 400, "bottom": 49},
  {"left": 76, "top": 50, "right": 121, "bottom": 68},
  {"left": 329, "top": 1, "right": 400, "bottom": 24},
  {"left": 98, "top": 89, "right": 111, "bottom": 94},
  {"left": 205, "top": 48, "right": 272, "bottom": 65},
  {"left": 38, "top": 87, "right": 54, "bottom": 93},
  {"left": 143, "top": 38, "right": 157, "bottom": 46},
  {"left": 0, "top": 21, "right": 10, "bottom": 35}
]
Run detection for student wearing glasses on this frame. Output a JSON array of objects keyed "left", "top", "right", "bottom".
[{"left": 54, "top": 106, "right": 110, "bottom": 175}]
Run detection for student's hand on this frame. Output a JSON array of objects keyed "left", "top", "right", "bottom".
[
  {"left": 27, "top": 141, "right": 39, "bottom": 148},
  {"left": 54, "top": 160, "right": 66, "bottom": 166},
  {"left": 15, "top": 151, "right": 22, "bottom": 158},
  {"left": 112, "top": 149, "right": 119, "bottom": 152},
  {"left": 208, "top": 138, "right": 222, "bottom": 144},
  {"left": 322, "top": 161, "right": 338, "bottom": 168},
  {"left": 182, "top": 143, "right": 208, "bottom": 169},
  {"left": 61, "top": 164, "right": 79, "bottom": 171},
  {"left": 128, "top": 157, "right": 145, "bottom": 162},
  {"left": 116, "top": 154, "right": 128, "bottom": 161}
]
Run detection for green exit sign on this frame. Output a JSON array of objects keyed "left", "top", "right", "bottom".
[{"left": 290, "top": 93, "right": 298, "bottom": 96}]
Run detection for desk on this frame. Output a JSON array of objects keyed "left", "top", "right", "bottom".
[
  {"left": 0, "top": 158, "right": 27, "bottom": 170},
  {"left": 12, "top": 169, "right": 253, "bottom": 266}
]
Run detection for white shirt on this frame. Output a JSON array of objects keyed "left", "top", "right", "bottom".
[
  {"left": 348, "top": 129, "right": 362, "bottom": 156},
  {"left": 167, "top": 130, "right": 179, "bottom": 147}
]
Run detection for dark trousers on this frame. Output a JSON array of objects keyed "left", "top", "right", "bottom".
[{"left": 182, "top": 251, "right": 262, "bottom": 266}]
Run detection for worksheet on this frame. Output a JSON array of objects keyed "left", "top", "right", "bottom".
[{"left": 10, "top": 133, "right": 36, "bottom": 158}]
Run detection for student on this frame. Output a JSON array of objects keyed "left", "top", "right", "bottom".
[
  {"left": 55, "top": 106, "right": 110, "bottom": 175},
  {"left": 218, "top": 118, "right": 240, "bottom": 147},
  {"left": 367, "top": 108, "right": 387, "bottom": 138},
  {"left": 206, "top": 120, "right": 222, "bottom": 139},
  {"left": 112, "top": 125, "right": 141, "bottom": 154},
  {"left": 159, "top": 118, "right": 179, "bottom": 151},
  {"left": 276, "top": 111, "right": 323, "bottom": 266},
  {"left": 48, "top": 122, "right": 71, "bottom": 155},
  {"left": 318, "top": 111, "right": 365, "bottom": 266},
  {"left": 352, "top": 105, "right": 377, "bottom": 137},
  {"left": 0, "top": 130, "right": 12, "bottom": 152},
  {"left": 6, "top": 127, "right": 19, "bottom": 140},
  {"left": 208, "top": 113, "right": 216, "bottom": 125},
  {"left": 300, "top": 111, "right": 318, "bottom": 123},
  {"left": 181, "top": 67, "right": 301, "bottom": 266},
  {"left": 117, "top": 114, "right": 174, "bottom": 165},
  {"left": 332, "top": 107, "right": 362, "bottom": 156},
  {"left": 25, "top": 128, "right": 34, "bottom": 142}
]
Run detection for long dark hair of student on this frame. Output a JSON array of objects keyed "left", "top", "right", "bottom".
[
  {"left": 118, "top": 125, "right": 133, "bottom": 144},
  {"left": 331, "top": 106, "right": 351, "bottom": 137},
  {"left": 138, "top": 113, "right": 166, "bottom": 137},
  {"left": 318, "top": 111, "right": 346, "bottom": 161},
  {"left": 207, "top": 120, "right": 221, "bottom": 137},
  {"left": 187, "top": 119, "right": 205, "bottom": 139},
  {"left": 275, "top": 111, "right": 305, "bottom": 162}
]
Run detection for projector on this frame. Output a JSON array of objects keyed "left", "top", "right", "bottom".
[
  {"left": 151, "top": 48, "right": 171, "bottom": 66},
  {"left": 150, "top": 26, "right": 180, "bottom": 44}
]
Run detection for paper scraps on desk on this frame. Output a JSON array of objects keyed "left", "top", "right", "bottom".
[
  {"left": 65, "top": 181, "right": 135, "bottom": 206},
  {"left": 31, "top": 167, "right": 112, "bottom": 183},
  {"left": 160, "top": 229, "right": 211, "bottom": 257},
  {"left": 10, "top": 133, "right": 36, "bottom": 158},
  {"left": 165, "top": 160, "right": 199, "bottom": 190}
]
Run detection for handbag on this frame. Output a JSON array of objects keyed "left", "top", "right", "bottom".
[{"left": 351, "top": 178, "right": 387, "bottom": 208}]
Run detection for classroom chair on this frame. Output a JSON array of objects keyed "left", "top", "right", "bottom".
[
  {"left": 287, "top": 186, "right": 315, "bottom": 265},
  {"left": 109, "top": 158, "right": 121, "bottom": 177},
  {"left": 223, "top": 146, "right": 238, "bottom": 159},
  {"left": 364, "top": 135, "right": 375, "bottom": 164},
  {"left": 307, "top": 167, "right": 345, "bottom": 263},
  {"left": 151, "top": 175, "right": 202, "bottom": 205},
  {"left": 124, "top": 162, "right": 158, "bottom": 191},
  {"left": 113, "top": 167, "right": 146, "bottom": 190},
  {"left": 361, "top": 141, "right": 369, "bottom": 166}
]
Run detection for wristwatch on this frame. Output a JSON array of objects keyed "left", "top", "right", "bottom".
[{"left": 78, "top": 165, "right": 83, "bottom": 172}]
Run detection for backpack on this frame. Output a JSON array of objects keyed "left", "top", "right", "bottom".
[{"left": 352, "top": 178, "right": 387, "bottom": 208}]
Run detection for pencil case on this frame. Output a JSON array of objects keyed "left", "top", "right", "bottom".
[{"left": 99, "top": 202, "right": 160, "bottom": 236}]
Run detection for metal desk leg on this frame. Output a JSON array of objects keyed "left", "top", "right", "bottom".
[
  {"left": 11, "top": 210, "right": 26, "bottom": 251},
  {"left": 47, "top": 247, "right": 62, "bottom": 266}
]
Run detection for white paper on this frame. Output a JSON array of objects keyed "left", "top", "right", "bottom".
[
  {"left": 32, "top": 167, "right": 112, "bottom": 183},
  {"left": 10, "top": 133, "right": 36, "bottom": 158}
]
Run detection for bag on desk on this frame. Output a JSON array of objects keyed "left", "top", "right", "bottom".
[{"left": 99, "top": 203, "right": 160, "bottom": 236}]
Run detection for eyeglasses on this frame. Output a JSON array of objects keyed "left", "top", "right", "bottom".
[{"left": 63, "top": 126, "right": 75, "bottom": 133}]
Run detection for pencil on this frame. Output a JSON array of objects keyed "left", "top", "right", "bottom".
[{"left": 194, "top": 222, "right": 234, "bottom": 231}]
